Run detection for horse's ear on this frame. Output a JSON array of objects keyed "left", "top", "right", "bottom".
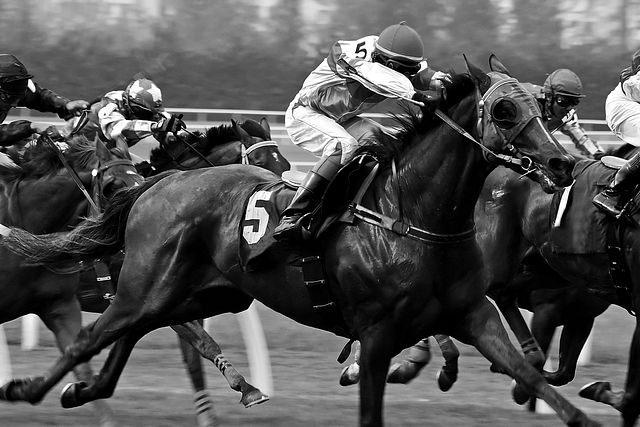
[
  {"left": 232, "top": 119, "right": 251, "bottom": 142},
  {"left": 260, "top": 117, "right": 271, "bottom": 138},
  {"left": 488, "top": 54, "right": 511, "bottom": 76},
  {"left": 95, "top": 136, "right": 110, "bottom": 161},
  {"left": 464, "top": 54, "right": 491, "bottom": 93}
]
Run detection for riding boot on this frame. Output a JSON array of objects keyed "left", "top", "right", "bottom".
[
  {"left": 273, "top": 152, "right": 343, "bottom": 242},
  {"left": 593, "top": 151, "right": 640, "bottom": 217}
]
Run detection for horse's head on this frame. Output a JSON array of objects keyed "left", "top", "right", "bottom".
[
  {"left": 465, "top": 54, "right": 575, "bottom": 192},
  {"left": 232, "top": 118, "right": 291, "bottom": 177}
]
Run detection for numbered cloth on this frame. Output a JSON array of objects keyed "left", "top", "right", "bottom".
[{"left": 238, "top": 181, "right": 296, "bottom": 272}]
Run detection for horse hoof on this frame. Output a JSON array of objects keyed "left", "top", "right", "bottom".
[
  {"left": 386, "top": 361, "right": 423, "bottom": 384},
  {"left": 436, "top": 369, "right": 456, "bottom": 392},
  {"left": 0, "top": 379, "right": 20, "bottom": 401},
  {"left": 241, "top": 389, "right": 270, "bottom": 408},
  {"left": 60, "top": 382, "right": 86, "bottom": 408},
  {"left": 579, "top": 381, "right": 611, "bottom": 401},
  {"left": 339, "top": 364, "right": 360, "bottom": 387},
  {"left": 511, "top": 380, "right": 530, "bottom": 405}
]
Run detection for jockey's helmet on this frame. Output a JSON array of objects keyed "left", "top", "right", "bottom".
[
  {"left": 0, "top": 54, "right": 33, "bottom": 108},
  {"left": 543, "top": 69, "right": 585, "bottom": 98},
  {"left": 123, "top": 78, "right": 164, "bottom": 121},
  {"left": 373, "top": 21, "right": 424, "bottom": 77}
]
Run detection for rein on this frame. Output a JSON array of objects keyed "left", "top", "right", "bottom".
[{"left": 43, "top": 134, "right": 99, "bottom": 212}]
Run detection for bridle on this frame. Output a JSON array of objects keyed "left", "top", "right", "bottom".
[
  {"left": 240, "top": 140, "right": 279, "bottom": 165},
  {"left": 351, "top": 74, "right": 546, "bottom": 245},
  {"left": 89, "top": 157, "right": 141, "bottom": 215},
  {"left": 435, "top": 75, "right": 542, "bottom": 174}
]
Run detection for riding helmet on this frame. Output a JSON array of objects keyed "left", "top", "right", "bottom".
[
  {"left": 543, "top": 69, "right": 586, "bottom": 98},
  {"left": 123, "top": 78, "right": 164, "bottom": 121},
  {"left": 0, "top": 54, "right": 32, "bottom": 96},
  {"left": 375, "top": 21, "right": 424, "bottom": 63}
]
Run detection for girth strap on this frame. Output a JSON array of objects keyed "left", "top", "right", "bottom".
[
  {"left": 93, "top": 258, "right": 115, "bottom": 301},
  {"left": 301, "top": 252, "right": 354, "bottom": 344},
  {"left": 606, "top": 223, "right": 636, "bottom": 315}
]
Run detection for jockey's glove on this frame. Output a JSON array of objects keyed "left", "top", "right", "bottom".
[
  {"left": 154, "top": 114, "right": 185, "bottom": 134},
  {"left": 412, "top": 91, "right": 439, "bottom": 114},
  {"left": 65, "top": 100, "right": 90, "bottom": 119}
]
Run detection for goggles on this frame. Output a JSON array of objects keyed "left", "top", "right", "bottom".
[
  {"left": 0, "top": 90, "right": 23, "bottom": 106},
  {"left": 554, "top": 94, "right": 580, "bottom": 108},
  {"left": 381, "top": 56, "right": 421, "bottom": 77},
  {"left": 129, "top": 100, "right": 163, "bottom": 121}
]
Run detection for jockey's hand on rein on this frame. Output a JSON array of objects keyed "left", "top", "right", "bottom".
[
  {"left": 412, "top": 91, "right": 439, "bottom": 114},
  {"left": 155, "top": 114, "right": 185, "bottom": 134}
]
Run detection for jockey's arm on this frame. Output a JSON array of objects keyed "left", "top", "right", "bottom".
[
  {"left": 18, "top": 80, "right": 73, "bottom": 119},
  {"left": 99, "top": 103, "right": 168, "bottom": 147},
  {"left": 622, "top": 73, "right": 640, "bottom": 102},
  {"left": 560, "top": 115, "right": 604, "bottom": 158}
]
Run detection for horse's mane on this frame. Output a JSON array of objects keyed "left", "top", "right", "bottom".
[
  {"left": 148, "top": 119, "right": 267, "bottom": 163},
  {"left": 368, "top": 71, "right": 475, "bottom": 162},
  {"left": 0, "top": 135, "right": 97, "bottom": 185}
]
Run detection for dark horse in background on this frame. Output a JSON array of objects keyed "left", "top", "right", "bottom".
[
  {"left": 0, "top": 134, "right": 142, "bottom": 427},
  {"left": 77, "top": 117, "right": 290, "bottom": 426},
  {"left": 135, "top": 117, "right": 290, "bottom": 178},
  {"left": 0, "top": 56, "right": 600, "bottom": 426},
  {"left": 389, "top": 143, "right": 640, "bottom": 426}
]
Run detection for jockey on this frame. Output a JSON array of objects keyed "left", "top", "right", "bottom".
[
  {"left": 593, "top": 48, "right": 640, "bottom": 217},
  {"left": 273, "top": 21, "right": 447, "bottom": 242},
  {"left": 522, "top": 68, "right": 603, "bottom": 158},
  {"left": 95, "top": 78, "right": 183, "bottom": 150},
  {"left": 0, "top": 54, "right": 89, "bottom": 147}
]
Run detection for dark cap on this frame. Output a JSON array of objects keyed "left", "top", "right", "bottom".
[{"left": 543, "top": 69, "right": 585, "bottom": 98}]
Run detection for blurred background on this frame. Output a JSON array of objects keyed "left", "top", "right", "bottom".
[{"left": 3, "top": 0, "right": 640, "bottom": 119}]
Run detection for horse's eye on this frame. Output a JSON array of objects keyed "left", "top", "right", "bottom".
[{"left": 491, "top": 99, "right": 520, "bottom": 129}]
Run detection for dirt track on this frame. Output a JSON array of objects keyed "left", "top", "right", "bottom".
[{"left": 0, "top": 303, "right": 632, "bottom": 426}]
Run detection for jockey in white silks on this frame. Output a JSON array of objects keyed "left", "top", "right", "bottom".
[
  {"left": 273, "top": 21, "right": 449, "bottom": 242},
  {"left": 593, "top": 48, "right": 640, "bottom": 217}
]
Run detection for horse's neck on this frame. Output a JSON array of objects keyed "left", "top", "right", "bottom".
[
  {"left": 383, "top": 125, "right": 491, "bottom": 234},
  {"left": 4, "top": 175, "right": 87, "bottom": 233}
]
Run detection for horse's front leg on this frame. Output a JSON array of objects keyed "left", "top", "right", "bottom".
[
  {"left": 177, "top": 319, "right": 219, "bottom": 427},
  {"left": 172, "top": 320, "right": 269, "bottom": 408},
  {"left": 456, "top": 297, "right": 599, "bottom": 427},
  {"left": 358, "top": 323, "right": 396, "bottom": 427}
]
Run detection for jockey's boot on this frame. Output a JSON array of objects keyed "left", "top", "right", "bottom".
[
  {"left": 593, "top": 151, "right": 640, "bottom": 217},
  {"left": 273, "top": 152, "right": 343, "bottom": 242}
]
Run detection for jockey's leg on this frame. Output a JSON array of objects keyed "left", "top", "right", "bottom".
[
  {"left": 593, "top": 146, "right": 640, "bottom": 217},
  {"left": 273, "top": 150, "right": 342, "bottom": 242}
]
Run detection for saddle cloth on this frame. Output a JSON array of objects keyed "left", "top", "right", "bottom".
[{"left": 549, "top": 159, "right": 616, "bottom": 254}]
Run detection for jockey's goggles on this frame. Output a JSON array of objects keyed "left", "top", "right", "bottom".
[
  {"left": 380, "top": 56, "right": 421, "bottom": 77},
  {"left": 129, "top": 100, "right": 163, "bottom": 121},
  {"left": 555, "top": 94, "right": 580, "bottom": 108}
]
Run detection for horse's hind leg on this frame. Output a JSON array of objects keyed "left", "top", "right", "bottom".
[
  {"left": 456, "top": 297, "right": 599, "bottom": 427},
  {"left": 41, "top": 300, "right": 120, "bottom": 427},
  {"left": 172, "top": 321, "right": 270, "bottom": 408},
  {"left": 177, "top": 319, "right": 219, "bottom": 427}
]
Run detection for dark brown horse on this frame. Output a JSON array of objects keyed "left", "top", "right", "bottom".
[
  {"left": 135, "top": 117, "right": 290, "bottom": 178},
  {"left": 0, "top": 134, "right": 142, "bottom": 427},
  {"left": 0, "top": 56, "right": 598, "bottom": 427}
]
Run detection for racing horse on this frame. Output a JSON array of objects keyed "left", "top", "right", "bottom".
[
  {"left": 0, "top": 55, "right": 600, "bottom": 427},
  {"left": 135, "top": 117, "right": 290, "bottom": 178},
  {"left": 0, "top": 134, "right": 142, "bottom": 427}
]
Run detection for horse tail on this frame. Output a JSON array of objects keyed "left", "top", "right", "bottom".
[{"left": 1, "top": 170, "right": 179, "bottom": 265}]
